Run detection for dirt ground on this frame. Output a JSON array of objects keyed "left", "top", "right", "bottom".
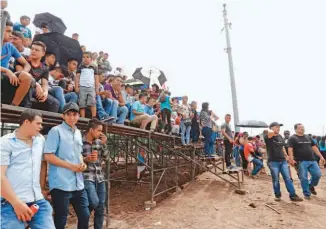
[{"left": 105, "top": 167, "right": 326, "bottom": 229}]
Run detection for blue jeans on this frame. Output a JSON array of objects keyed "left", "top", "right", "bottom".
[
  {"left": 48, "top": 86, "right": 78, "bottom": 113},
  {"left": 65, "top": 92, "right": 78, "bottom": 104},
  {"left": 180, "top": 121, "right": 191, "bottom": 145},
  {"left": 233, "top": 146, "right": 241, "bottom": 167},
  {"left": 268, "top": 161, "right": 296, "bottom": 197},
  {"left": 209, "top": 131, "right": 217, "bottom": 154},
  {"left": 96, "top": 95, "right": 108, "bottom": 120},
  {"left": 110, "top": 100, "right": 128, "bottom": 124},
  {"left": 0, "top": 199, "right": 55, "bottom": 229},
  {"left": 251, "top": 158, "right": 263, "bottom": 175},
  {"left": 84, "top": 181, "right": 106, "bottom": 229},
  {"left": 202, "top": 127, "right": 213, "bottom": 155},
  {"left": 50, "top": 189, "right": 90, "bottom": 229},
  {"left": 297, "top": 161, "right": 322, "bottom": 197}
]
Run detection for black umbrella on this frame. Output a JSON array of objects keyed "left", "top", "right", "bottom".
[
  {"left": 132, "top": 67, "right": 167, "bottom": 87},
  {"left": 236, "top": 120, "right": 268, "bottom": 128},
  {"left": 33, "top": 12, "right": 67, "bottom": 34},
  {"left": 33, "top": 32, "right": 82, "bottom": 66}
]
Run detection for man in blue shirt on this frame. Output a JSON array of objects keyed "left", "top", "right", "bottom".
[
  {"left": 13, "top": 15, "right": 32, "bottom": 47},
  {"left": 0, "top": 109, "right": 55, "bottom": 229},
  {"left": 1, "top": 20, "right": 33, "bottom": 107},
  {"left": 44, "top": 102, "right": 90, "bottom": 229},
  {"left": 130, "top": 93, "right": 158, "bottom": 131}
]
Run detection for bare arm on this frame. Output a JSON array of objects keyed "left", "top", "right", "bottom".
[
  {"left": 95, "top": 74, "right": 99, "bottom": 94},
  {"left": 16, "top": 56, "right": 31, "bottom": 72},
  {"left": 282, "top": 147, "right": 289, "bottom": 158},
  {"left": 41, "top": 78, "right": 48, "bottom": 94},
  {"left": 75, "top": 73, "right": 80, "bottom": 93},
  {"left": 312, "top": 145, "right": 324, "bottom": 159},
  {"left": 0, "top": 166, "right": 20, "bottom": 206},
  {"left": 40, "top": 161, "right": 47, "bottom": 190},
  {"left": 118, "top": 92, "right": 125, "bottom": 106},
  {"left": 44, "top": 154, "right": 73, "bottom": 170},
  {"left": 132, "top": 109, "right": 144, "bottom": 116},
  {"left": 0, "top": 166, "right": 33, "bottom": 221}
]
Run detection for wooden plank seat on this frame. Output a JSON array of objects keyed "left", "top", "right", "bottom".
[{"left": 1, "top": 104, "right": 180, "bottom": 141}]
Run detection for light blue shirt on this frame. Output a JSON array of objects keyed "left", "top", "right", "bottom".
[
  {"left": 44, "top": 122, "right": 84, "bottom": 192},
  {"left": 130, "top": 101, "right": 145, "bottom": 121},
  {"left": 0, "top": 131, "right": 45, "bottom": 203},
  {"left": 144, "top": 105, "right": 154, "bottom": 115}
]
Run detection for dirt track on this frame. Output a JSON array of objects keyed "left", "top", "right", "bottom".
[{"left": 107, "top": 168, "right": 326, "bottom": 229}]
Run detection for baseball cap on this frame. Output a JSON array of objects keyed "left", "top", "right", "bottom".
[
  {"left": 269, "top": 122, "right": 283, "bottom": 129},
  {"left": 63, "top": 102, "right": 79, "bottom": 114}
]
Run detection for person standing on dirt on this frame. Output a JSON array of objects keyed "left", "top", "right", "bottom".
[
  {"left": 264, "top": 122, "right": 303, "bottom": 202},
  {"left": 221, "top": 114, "right": 235, "bottom": 170},
  {"left": 44, "top": 102, "right": 89, "bottom": 229},
  {"left": 287, "top": 123, "right": 325, "bottom": 200},
  {"left": 82, "top": 119, "right": 108, "bottom": 229}
]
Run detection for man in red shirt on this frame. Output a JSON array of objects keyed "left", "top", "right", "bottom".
[{"left": 244, "top": 137, "right": 263, "bottom": 178}]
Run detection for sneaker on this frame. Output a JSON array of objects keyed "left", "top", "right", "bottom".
[
  {"left": 100, "top": 116, "right": 115, "bottom": 124},
  {"left": 227, "top": 165, "right": 237, "bottom": 171},
  {"left": 310, "top": 186, "right": 317, "bottom": 195},
  {"left": 304, "top": 195, "right": 311, "bottom": 200},
  {"left": 274, "top": 197, "right": 281, "bottom": 202},
  {"left": 290, "top": 194, "right": 303, "bottom": 202}
]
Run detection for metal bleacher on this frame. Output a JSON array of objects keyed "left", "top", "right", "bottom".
[{"left": 0, "top": 103, "right": 244, "bottom": 225}]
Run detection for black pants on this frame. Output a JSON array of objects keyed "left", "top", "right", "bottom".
[
  {"left": 224, "top": 140, "right": 233, "bottom": 167},
  {"left": 239, "top": 148, "right": 248, "bottom": 169},
  {"left": 1, "top": 73, "right": 33, "bottom": 107},
  {"left": 31, "top": 88, "right": 60, "bottom": 113},
  {"left": 161, "top": 108, "right": 171, "bottom": 133}
]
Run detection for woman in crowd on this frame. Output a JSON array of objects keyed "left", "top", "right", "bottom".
[
  {"left": 233, "top": 132, "right": 241, "bottom": 167},
  {"left": 200, "top": 102, "right": 214, "bottom": 157},
  {"left": 179, "top": 96, "right": 192, "bottom": 145}
]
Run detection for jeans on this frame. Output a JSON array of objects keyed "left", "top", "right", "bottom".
[
  {"left": 84, "top": 181, "right": 106, "bottom": 229},
  {"left": 0, "top": 199, "right": 55, "bottom": 229},
  {"left": 224, "top": 140, "right": 233, "bottom": 167},
  {"left": 209, "top": 131, "right": 217, "bottom": 154},
  {"left": 268, "top": 161, "right": 296, "bottom": 197},
  {"left": 49, "top": 87, "right": 78, "bottom": 113},
  {"left": 48, "top": 86, "right": 66, "bottom": 113},
  {"left": 297, "top": 161, "right": 322, "bottom": 197},
  {"left": 50, "top": 189, "right": 90, "bottom": 229},
  {"left": 251, "top": 158, "right": 263, "bottom": 175},
  {"left": 233, "top": 146, "right": 241, "bottom": 167},
  {"left": 180, "top": 121, "right": 191, "bottom": 145},
  {"left": 110, "top": 100, "right": 128, "bottom": 124},
  {"left": 102, "top": 98, "right": 114, "bottom": 116},
  {"left": 202, "top": 127, "right": 213, "bottom": 155},
  {"left": 96, "top": 95, "right": 108, "bottom": 120}
]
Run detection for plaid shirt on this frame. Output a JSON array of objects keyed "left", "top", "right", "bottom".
[{"left": 82, "top": 136, "right": 108, "bottom": 183}]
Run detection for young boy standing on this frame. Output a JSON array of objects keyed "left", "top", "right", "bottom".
[
  {"left": 137, "top": 147, "right": 147, "bottom": 183},
  {"left": 75, "top": 52, "right": 99, "bottom": 118}
]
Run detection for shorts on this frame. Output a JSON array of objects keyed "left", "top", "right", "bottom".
[
  {"left": 79, "top": 86, "right": 96, "bottom": 108},
  {"left": 137, "top": 165, "right": 146, "bottom": 174}
]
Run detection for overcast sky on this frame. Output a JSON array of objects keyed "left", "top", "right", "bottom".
[{"left": 7, "top": 0, "right": 326, "bottom": 135}]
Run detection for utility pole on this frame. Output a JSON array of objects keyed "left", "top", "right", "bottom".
[{"left": 222, "top": 4, "right": 240, "bottom": 132}]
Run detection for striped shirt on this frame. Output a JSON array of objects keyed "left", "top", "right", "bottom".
[
  {"left": 82, "top": 136, "right": 108, "bottom": 183},
  {"left": 77, "top": 65, "right": 97, "bottom": 87},
  {"left": 200, "top": 110, "right": 212, "bottom": 128}
]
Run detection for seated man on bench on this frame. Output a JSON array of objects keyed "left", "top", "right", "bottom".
[
  {"left": 130, "top": 93, "right": 157, "bottom": 131},
  {"left": 1, "top": 20, "right": 33, "bottom": 107}
]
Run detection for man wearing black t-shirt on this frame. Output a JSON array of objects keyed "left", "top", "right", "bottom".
[
  {"left": 288, "top": 123, "right": 325, "bottom": 199},
  {"left": 264, "top": 122, "right": 302, "bottom": 202},
  {"left": 16, "top": 41, "right": 60, "bottom": 112}
]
